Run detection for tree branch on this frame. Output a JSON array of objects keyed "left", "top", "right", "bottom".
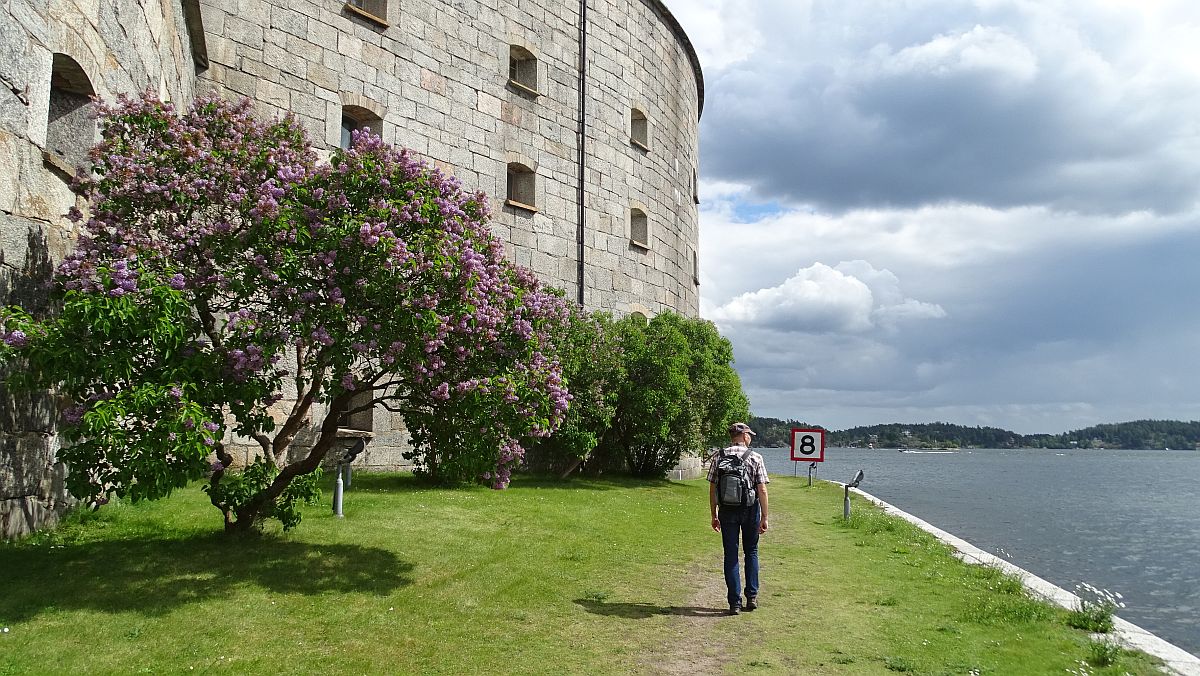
[
  {"left": 195, "top": 297, "right": 224, "bottom": 351},
  {"left": 234, "top": 390, "right": 352, "bottom": 527},
  {"left": 271, "top": 362, "right": 326, "bottom": 465}
]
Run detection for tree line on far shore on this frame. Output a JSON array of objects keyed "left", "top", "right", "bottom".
[{"left": 748, "top": 417, "right": 1200, "bottom": 451}]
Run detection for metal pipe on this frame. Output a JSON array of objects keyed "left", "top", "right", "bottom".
[
  {"left": 333, "top": 464, "right": 344, "bottom": 518},
  {"left": 576, "top": 0, "right": 588, "bottom": 307}
]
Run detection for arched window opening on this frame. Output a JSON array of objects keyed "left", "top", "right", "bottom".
[
  {"left": 630, "top": 108, "right": 649, "bottom": 151},
  {"left": 340, "top": 105, "right": 383, "bottom": 150},
  {"left": 630, "top": 208, "right": 649, "bottom": 249},
  {"left": 692, "top": 249, "right": 700, "bottom": 285},
  {"left": 46, "top": 54, "right": 96, "bottom": 176},
  {"left": 692, "top": 167, "right": 700, "bottom": 204},
  {"left": 508, "top": 45, "right": 538, "bottom": 95},
  {"left": 506, "top": 162, "right": 537, "bottom": 211}
]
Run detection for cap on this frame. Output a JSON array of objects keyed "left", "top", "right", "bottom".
[{"left": 728, "top": 422, "right": 755, "bottom": 436}]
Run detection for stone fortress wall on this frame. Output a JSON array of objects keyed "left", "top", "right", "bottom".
[
  {"left": 1, "top": 0, "right": 202, "bottom": 539},
  {"left": 197, "top": 0, "right": 702, "bottom": 316},
  {"left": 0, "top": 0, "right": 704, "bottom": 537}
]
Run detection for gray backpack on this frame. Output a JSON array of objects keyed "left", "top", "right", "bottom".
[{"left": 715, "top": 447, "right": 757, "bottom": 508}]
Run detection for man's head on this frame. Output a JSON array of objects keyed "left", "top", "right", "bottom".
[{"left": 728, "top": 422, "right": 755, "bottom": 444}]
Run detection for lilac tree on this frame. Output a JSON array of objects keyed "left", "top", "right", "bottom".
[{"left": 0, "top": 94, "right": 569, "bottom": 531}]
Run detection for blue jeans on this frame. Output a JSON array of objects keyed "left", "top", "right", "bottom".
[{"left": 719, "top": 504, "right": 761, "bottom": 608}]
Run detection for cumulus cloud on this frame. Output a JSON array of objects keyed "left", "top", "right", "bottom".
[{"left": 708, "top": 262, "right": 945, "bottom": 334}]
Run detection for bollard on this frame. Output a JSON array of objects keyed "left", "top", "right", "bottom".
[
  {"left": 344, "top": 462, "right": 352, "bottom": 489},
  {"left": 333, "top": 463, "right": 345, "bottom": 518},
  {"left": 808, "top": 461, "right": 816, "bottom": 487}
]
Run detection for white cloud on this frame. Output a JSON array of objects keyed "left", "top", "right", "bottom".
[
  {"left": 710, "top": 263, "right": 875, "bottom": 333},
  {"left": 667, "top": 0, "right": 761, "bottom": 71},
  {"left": 880, "top": 25, "right": 1039, "bottom": 84},
  {"left": 708, "top": 261, "right": 944, "bottom": 335}
]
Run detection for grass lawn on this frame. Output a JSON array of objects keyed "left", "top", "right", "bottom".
[{"left": 0, "top": 474, "right": 1160, "bottom": 675}]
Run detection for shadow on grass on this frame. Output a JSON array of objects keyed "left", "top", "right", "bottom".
[
  {"left": 574, "top": 599, "right": 727, "bottom": 619},
  {"left": 0, "top": 532, "right": 413, "bottom": 622}
]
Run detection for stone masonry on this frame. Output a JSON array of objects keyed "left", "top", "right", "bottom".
[{"left": 0, "top": 0, "right": 703, "bottom": 537}]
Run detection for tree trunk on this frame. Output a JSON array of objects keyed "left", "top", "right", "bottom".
[
  {"left": 558, "top": 456, "right": 584, "bottom": 479},
  {"left": 225, "top": 390, "right": 352, "bottom": 532}
]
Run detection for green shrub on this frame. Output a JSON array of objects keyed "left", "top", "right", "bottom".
[
  {"left": 1066, "top": 582, "right": 1123, "bottom": 633},
  {"left": 1088, "top": 637, "right": 1122, "bottom": 667}
]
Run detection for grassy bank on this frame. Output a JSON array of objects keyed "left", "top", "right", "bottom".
[{"left": 0, "top": 475, "right": 1159, "bottom": 674}]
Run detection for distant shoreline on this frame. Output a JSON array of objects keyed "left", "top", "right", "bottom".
[{"left": 750, "top": 445, "right": 1200, "bottom": 452}]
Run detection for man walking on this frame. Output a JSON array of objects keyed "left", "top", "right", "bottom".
[{"left": 709, "top": 422, "right": 770, "bottom": 615}]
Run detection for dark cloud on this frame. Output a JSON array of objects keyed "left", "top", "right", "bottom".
[{"left": 697, "top": 1, "right": 1200, "bottom": 215}]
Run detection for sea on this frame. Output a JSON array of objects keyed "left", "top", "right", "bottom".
[{"left": 756, "top": 446, "right": 1200, "bottom": 655}]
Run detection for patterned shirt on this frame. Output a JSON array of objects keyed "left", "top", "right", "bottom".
[{"left": 707, "top": 445, "right": 770, "bottom": 486}]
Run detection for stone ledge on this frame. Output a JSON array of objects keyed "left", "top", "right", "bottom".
[{"left": 334, "top": 428, "right": 375, "bottom": 439}]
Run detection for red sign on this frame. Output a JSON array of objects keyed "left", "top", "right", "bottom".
[{"left": 790, "top": 428, "right": 826, "bottom": 462}]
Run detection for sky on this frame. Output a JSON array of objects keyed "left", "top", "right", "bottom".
[{"left": 668, "top": 0, "right": 1200, "bottom": 434}]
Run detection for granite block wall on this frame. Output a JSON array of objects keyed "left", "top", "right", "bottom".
[{"left": 0, "top": 0, "right": 200, "bottom": 538}]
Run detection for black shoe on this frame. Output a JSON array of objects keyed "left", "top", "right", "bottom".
[
  {"left": 728, "top": 605, "right": 740, "bottom": 616},
  {"left": 745, "top": 595, "right": 758, "bottom": 611}
]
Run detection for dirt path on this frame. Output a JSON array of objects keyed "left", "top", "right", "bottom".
[{"left": 647, "top": 562, "right": 734, "bottom": 675}]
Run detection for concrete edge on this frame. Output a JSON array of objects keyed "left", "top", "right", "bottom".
[{"left": 843, "top": 484, "right": 1200, "bottom": 676}]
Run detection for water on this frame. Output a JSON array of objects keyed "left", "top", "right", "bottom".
[{"left": 757, "top": 446, "right": 1200, "bottom": 655}]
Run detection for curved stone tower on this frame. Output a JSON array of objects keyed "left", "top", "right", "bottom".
[{"left": 196, "top": 0, "right": 704, "bottom": 317}]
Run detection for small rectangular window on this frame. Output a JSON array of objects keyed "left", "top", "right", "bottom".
[
  {"left": 341, "top": 389, "right": 374, "bottom": 432},
  {"left": 630, "top": 209, "right": 648, "bottom": 249},
  {"left": 506, "top": 163, "right": 537, "bottom": 212},
  {"left": 340, "top": 105, "right": 384, "bottom": 150},
  {"left": 345, "top": 0, "right": 388, "bottom": 25},
  {"left": 630, "top": 109, "right": 649, "bottom": 151},
  {"left": 509, "top": 46, "right": 538, "bottom": 96}
]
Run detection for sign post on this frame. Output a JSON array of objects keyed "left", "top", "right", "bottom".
[{"left": 790, "top": 428, "right": 825, "bottom": 487}]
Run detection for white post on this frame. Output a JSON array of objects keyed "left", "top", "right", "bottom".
[{"left": 333, "top": 464, "right": 344, "bottom": 518}]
